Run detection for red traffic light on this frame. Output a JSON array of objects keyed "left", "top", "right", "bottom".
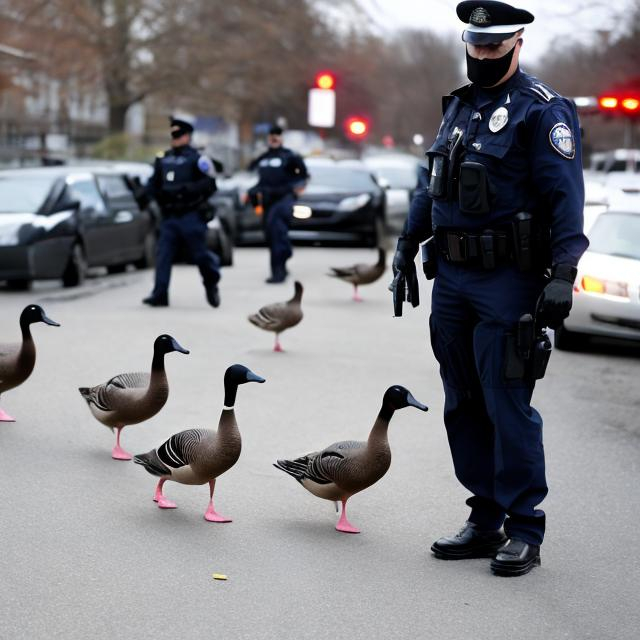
[
  {"left": 315, "top": 72, "right": 336, "bottom": 91},
  {"left": 345, "top": 116, "right": 369, "bottom": 140}
]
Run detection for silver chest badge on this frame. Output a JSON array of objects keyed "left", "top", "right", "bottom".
[{"left": 489, "top": 106, "right": 509, "bottom": 133}]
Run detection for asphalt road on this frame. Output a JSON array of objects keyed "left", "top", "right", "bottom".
[{"left": 1, "top": 247, "right": 639, "bottom": 640}]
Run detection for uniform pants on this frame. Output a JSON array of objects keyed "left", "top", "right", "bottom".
[
  {"left": 430, "top": 259, "right": 548, "bottom": 545},
  {"left": 152, "top": 211, "right": 220, "bottom": 297},
  {"left": 264, "top": 194, "right": 294, "bottom": 278}
]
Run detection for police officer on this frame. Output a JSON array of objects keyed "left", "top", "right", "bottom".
[
  {"left": 391, "top": 1, "right": 588, "bottom": 576},
  {"left": 142, "top": 117, "right": 221, "bottom": 307},
  {"left": 248, "top": 125, "right": 309, "bottom": 283}
]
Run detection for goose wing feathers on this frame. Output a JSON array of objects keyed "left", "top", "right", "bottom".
[
  {"left": 79, "top": 371, "right": 150, "bottom": 411},
  {"left": 156, "top": 428, "right": 209, "bottom": 469},
  {"left": 248, "top": 302, "right": 287, "bottom": 331}
]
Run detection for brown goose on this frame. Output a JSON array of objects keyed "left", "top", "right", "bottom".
[
  {"left": 0, "top": 304, "right": 60, "bottom": 422},
  {"left": 328, "top": 247, "right": 386, "bottom": 301},
  {"left": 274, "top": 385, "right": 428, "bottom": 533},
  {"left": 78, "top": 334, "right": 189, "bottom": 460},
  {"left": 133, "top": 364, "right": 265, "bottom": 522},
  {"left": 248, "top": 280, "right": 303, "bottom": 352}
]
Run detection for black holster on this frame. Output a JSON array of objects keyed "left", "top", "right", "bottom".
[
  {"left": 421, "top": 237, "right": 437, "bottom": 280},
  {"left": 504, "top": 313, "right": 552, "bottom": 382}
]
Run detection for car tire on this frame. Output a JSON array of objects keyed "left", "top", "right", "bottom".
[
  {"left": 554, "top": 323, "right": 587, "bottom": 351},
  {"left": 106, "top": 264, "right": 127, "bottom": 274},
  {"left": 62, "top": 243, "right": 87, "bottom": 288},
  {"left": 6, "top": 279, "right": 32, "bottom": 291},
  {"left": 217, "top": 221, "right": 233, "bottom": 267},
  {"left": 133, "top": 229, "right": 156, "bottom": 270}
]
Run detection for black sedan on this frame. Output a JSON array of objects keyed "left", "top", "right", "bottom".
[
  {"left": 228, "top": 158, "right": 386, "bottom": 246},
  {"left": 0, "top": 166, "right": 156, "bottom": 289}
]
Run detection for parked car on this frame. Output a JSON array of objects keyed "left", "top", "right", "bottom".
[
  {"left": 231, "top": 158, "right": 386, "bottom": 246},
  {"left": 109, "top": 160, "right": 234, "bottom": 266},
  {"left": 555, "top": 207, "right": 640, "bottom": 349},
  {"left": 0, "top": 166, "right": 156, "bottom": 289},
  {"left": 363, "top": 153, "right": 422, "bottom": 232}
]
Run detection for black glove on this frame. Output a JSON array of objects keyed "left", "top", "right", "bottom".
[
  {"left": 538, "top": 264, "right": 577, "bottom": 329},
  {"left": 390, "top": 237, "right": 420, "bottom": 317}
]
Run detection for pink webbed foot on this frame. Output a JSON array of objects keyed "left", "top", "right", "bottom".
[
  {"left": 204, "top": 506, "right": 232, "bottom": 523},
  {"left": 111, "top": 445, "right": 132, "bottom": 460},
  {"left": 0, "top": 407, "right": 16, "bottom": 422},
  {"left": 273, "top": 336, "right": 284, "bottom": 352},
  {"left": 336, "top": 500, "right": 360, "bottom": 534},
  {"left": 156, "top": 496, "right": 177, "bottom": 509},
  {"left": 352, "top": 287, "right": 363, "bottom": 303}
]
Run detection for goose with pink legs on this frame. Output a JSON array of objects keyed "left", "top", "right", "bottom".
[
  {"left": 0, "top": 304, "right": 60, "bottom": 422},
  {"left": 328, "top": 247, "right": 386, "bottom": 302},
  {"left": 274, "top": 385, "right": 428, "bottom": 534},
  {"left": 78, "top": 334, "right": 189, "bottom": 460},
  {"left": 133, "top": 364, "right": 265, "bottom": 522}
]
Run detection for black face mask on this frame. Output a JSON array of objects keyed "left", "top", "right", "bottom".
[{"left": 466, "top": 44, "right": 516, "bottom": 87}]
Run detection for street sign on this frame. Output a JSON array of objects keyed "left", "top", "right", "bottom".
[{"left": 308, "top": 88, "right": 336, "bottom": 128}]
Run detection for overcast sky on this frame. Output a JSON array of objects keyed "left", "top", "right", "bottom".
[{"left": 356, "top": 0, "right": 632, "bottom": 63}]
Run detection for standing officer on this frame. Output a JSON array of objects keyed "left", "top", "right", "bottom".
[
  {"left": 248, "top": 125, "right": 309, "bottom": 283},
  {"left": 391, "top": 1, "right": 588, "bottom": 576},
  {"left": 142, "top": 117, "right": 221, "bottom": 308}
]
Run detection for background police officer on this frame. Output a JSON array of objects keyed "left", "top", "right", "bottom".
[
  {"left": 143, "top": 117, "right": 221, "bottom": 308},
  {"left": 391, "top": 1, "right": 589, "bottom": 576},
  {"left": 248, "top": 125, "right": 309, "bottom": 283}
]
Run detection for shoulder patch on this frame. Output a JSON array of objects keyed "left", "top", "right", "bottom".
[
  {"left": 155, "top": 151, "right": 165, "bottom": 158},
  {"left": 197, "top": 155, "right": 216, "bottom": 177},
  {"left": 549, "top": 122, "right": 575, "bottom": 159}
]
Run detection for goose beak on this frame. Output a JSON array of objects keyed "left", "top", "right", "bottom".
[
  {"left": 41, "top": 314, "right": 60, "bottom": 327},
  {"left": 246, "top": 370, "right": 266, "bottom": 383},
  {"left": 171, "top": 338, "right": 189, "bottom": 354},
  {"left": 406, "top": 392, "right": 428, "bottom": 412}
]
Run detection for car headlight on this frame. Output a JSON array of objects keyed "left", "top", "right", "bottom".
[
  {"left": 338, "top": 193, "right": 371, "bottom": 212},
  {"left": 293, "top": 205, "right": 312, "bottom": 219},
  {"left": 581, "top": 275, "right": 629, "bottom": 299}
]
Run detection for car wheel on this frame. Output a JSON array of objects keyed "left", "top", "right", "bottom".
[
  {"left": 133, "top": 229, "right": 156, "bottom": 270},
  {"left": 554, "top": 323, "right": 587, "bottom": 351},
  {"left": 217, "top": 221, "right": 233, "bottom": 267},
  {"left": 62, "top": 243, "right": 87, "bottom": 288},
  {"left": 6, "top": 279, "right": 32, "bottom": 291}
]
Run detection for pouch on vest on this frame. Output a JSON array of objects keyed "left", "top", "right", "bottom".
[
  {"left": 427, "top": 152, "right": 448, "bottom": 200},
  {"left": 458, "top": 162, "right": 490, "bottom": 215}
]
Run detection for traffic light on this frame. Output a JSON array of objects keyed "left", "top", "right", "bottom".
[
  {"left": 344, "top": 116, "right": 369, "bottom": 141},
  {"left": 315, "top": 71, "right": 336, "bottom": 91}
]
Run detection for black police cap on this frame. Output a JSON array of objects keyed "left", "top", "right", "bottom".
[
  {"left": 457, "top": 1, "right": 534, "bottom": 45},
  {"left": 269, "top": 125, "right": 283, "bottom": 136},
  {"left": 169, "top": 117, "right": 194, "bottom": 136}
]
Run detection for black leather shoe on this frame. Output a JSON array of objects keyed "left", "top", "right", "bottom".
[
  {"left": 142, "top": 293, "right": 168, "bottom": 307},
  {"left": 205, "top": 283, "right": 220, "bottom": 308},
  {"left": 265, "top": 275, "right": 286, "bottom": 284},
  {"left": 431, "top": 522, "right": 507, "bottom": 560},
  {"left": 490, "top": 539, "right": 541, "bottom": 577}
]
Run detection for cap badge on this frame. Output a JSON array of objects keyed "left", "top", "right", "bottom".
[
  {"left": 489, "top": 106, "right": 509, "bottom": 133},
  {"left": 470, "top": 7, "right": 492, "bottom": 26}
]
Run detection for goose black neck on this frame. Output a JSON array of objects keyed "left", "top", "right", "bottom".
[
  {"left": 224, "top": 377, "right": 239, "bottom": 407},
  {"left": 378, "top": 401, "right": 395, "bottom": 424},
  {"left": 19, "top": 314, "right": 32, "bottom": 341},
  {"left": 151, "top": 349, "right": 166, "bottom": 372}
]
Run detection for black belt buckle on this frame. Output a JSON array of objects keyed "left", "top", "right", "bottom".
[{"left": 447, "top": 233, "right": 467, "bottom": 262}]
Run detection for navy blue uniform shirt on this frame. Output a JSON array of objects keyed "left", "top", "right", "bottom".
[
  {"left": 249, "top": 146, "right": 309, "bottom": 200},
  {"left": 147, "top": 144, "right": 217, "bottom": 216},
  {"left": 406, "top": 69, "right": 588, "bottom": 267}
]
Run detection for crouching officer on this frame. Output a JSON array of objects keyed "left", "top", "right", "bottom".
[
  {"left": 142, "top": 117, "right": 221, "bottom": 308},
  {"left": 391, "top": 1, "right": 589, "bottom": 576},
  {"left": 248, "top": 125, "right": 309, "bottom": 283}
]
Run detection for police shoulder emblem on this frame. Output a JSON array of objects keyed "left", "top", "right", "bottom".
[
  {"left": 489, "top": 106, "right": 509, "bottom": 133},
  {"left": 470, "top": 7, "right": 491, "bottom": 26},
  {"left": 549, "top": 122, "right": 575, "bottom": 159}
]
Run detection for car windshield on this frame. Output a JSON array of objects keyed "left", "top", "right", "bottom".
[
  {"left": 308, "top": 166, "right": 377, "bottom": 191},
  {"left": 372, "top": 166, "right": 418, "bottom": 189},
  {"left": 0, "top": 175, "right": 54, "bottom": 214},
  {"left": 588, "top": 211, "right": 640, "bottom": 260}
]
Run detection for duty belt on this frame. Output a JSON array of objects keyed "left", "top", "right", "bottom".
[{"left": 435, "top": 227, "right": 512, "bottom": 269}]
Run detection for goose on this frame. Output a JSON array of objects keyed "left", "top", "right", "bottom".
[
  {"left": 274, "top": 385, "right": 428, "bottom": 533},
  {"left": 328, "top": 247, "right": 386, "bottom": 301},
  {"left": 0, "top": 304, "right": 60, "bottom": 422},
  {"left": 133, "top": 364, "right": 265, "bottom": 522},
  {"left": 78, "top": 334, "right": 189, "bottom": 460},
  {"left": 248, "top": 281, "right": 303, "bottom": 352}
]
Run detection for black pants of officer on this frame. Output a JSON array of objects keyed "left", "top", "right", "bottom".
[
  {"left": 430, "top": 258, "right": 548, "bottom": 545},
  {"left": 152, "top": 211, "right": 220, "bottom": 298},
  {"left": 264, "top": 194, "right": 294, "bottom": 279}
]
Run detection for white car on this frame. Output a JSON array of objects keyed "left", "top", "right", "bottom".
[{"left": 555, "top": 208, "right": 640, "bottom": 349}]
